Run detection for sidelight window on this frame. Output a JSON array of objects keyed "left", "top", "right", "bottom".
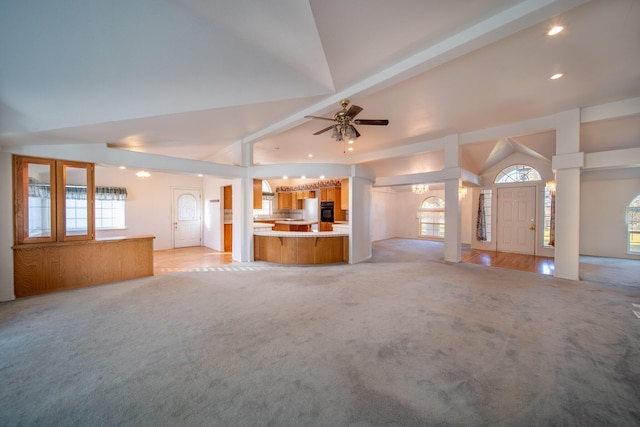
[{"left": 627, "top": 195, "right": 640, "bottom": 254}]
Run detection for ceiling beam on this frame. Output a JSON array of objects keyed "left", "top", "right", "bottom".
[{"left": 240, "top": 0, "right": 589, "bottom": 147}]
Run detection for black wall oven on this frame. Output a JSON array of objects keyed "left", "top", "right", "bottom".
[{"left": 320, "top": 202, "right": 334, "bottom": 222}]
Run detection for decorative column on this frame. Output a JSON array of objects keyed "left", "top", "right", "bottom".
[
  {"left": 232, "top": 140, "right": 254, "bottom": 263},
  {"left": 443, "top": 138, "right": 461, "bottom": 262},
  {"left": 444, "top": 178, "right": 462, "bottom": 262},
  {"left": 350, "top": 174, "right": 374, "bottom": 263},
  {"left": 552, "top": 109, "right": 583, "bottom": 280}
]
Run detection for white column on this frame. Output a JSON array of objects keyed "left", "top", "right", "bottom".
[
  {"left": 350, "top": 175, "right": 373, "bottom": 263},
  {"left": 553, "top": 109, "right": 582, "bottom": 280},
  {"left": 231, "top": 140, "right": 253, "bottom": 263},
  {"left": 0, "top": 151, "right": 15, "bottom": 301},
  {"left": 444, "top": 178, "right": 462, "bottom": 262},
  {"left": 443, "top": 137, "right": 461, "bottom": 262}
]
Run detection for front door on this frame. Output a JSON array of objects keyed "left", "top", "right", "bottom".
[
  {"left": 497, "top": 186, "right": 536, "bottom": 254},
  {"left": 173, "top": 187, "right": 202, "bottom": 248}
]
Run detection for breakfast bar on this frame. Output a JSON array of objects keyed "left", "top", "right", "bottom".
[{"left": 254, "top": 229, "right": 349, "bottom": 265}]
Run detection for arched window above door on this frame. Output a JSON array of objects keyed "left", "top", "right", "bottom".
[{"left": 494, "top": 164, "right": 542, "bottom": 183}]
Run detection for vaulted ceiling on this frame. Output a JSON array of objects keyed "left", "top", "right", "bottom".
[{"left": 1, "top": 0, "right": 639, "bottom": 176}]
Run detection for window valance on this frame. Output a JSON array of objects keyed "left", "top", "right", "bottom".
[
  {"left": 96, "top": 186, "right": 128, "bottom": 200},
  {"left": 27, "top": 183, "right": 128, "bottom": 201}
]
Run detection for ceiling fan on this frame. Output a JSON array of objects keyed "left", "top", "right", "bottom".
[{"left": 305, "top": 99, "right": 389, "bottom": 143}]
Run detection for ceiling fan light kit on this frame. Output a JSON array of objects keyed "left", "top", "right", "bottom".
[{"left": 305, "top": 100, "right": 389, "bottom": 152}]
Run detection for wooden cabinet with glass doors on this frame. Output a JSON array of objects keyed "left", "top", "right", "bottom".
[{"left": 12, "top": 155, "right": 154, "bottom": 297}]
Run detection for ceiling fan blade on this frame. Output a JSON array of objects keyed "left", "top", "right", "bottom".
[
  {"left": 346, "top": 105, "right": 363, "bottom": 119},
  {"left": 313, "top": 125, "right": 335, "bottom": 135},
  {"left": 305, "top": 115, "right": 335, "bottom": 122},
  {"left": 353, "top": 126, "right": 361, "bottom": 138},
  {"left": 354, "top": 119, "right": 389, "bottom": 126}
]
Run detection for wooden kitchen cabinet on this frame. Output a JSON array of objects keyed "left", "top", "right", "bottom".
[
  {"left": 224, "top": 223, "right": 232, "bottom": 252},
  {"left": 320, "top": 187, "right": 336, "bottom": 202},
  {"left": 333, "top": 187, "right": 346, "bottom": 221},
  {"left": 277, "top": 192, "right": 293, "bottom": 210},
  {"left": 253, "top": 179, "right": 262, "bottom": 209},
  {"left": 341, "top": 179, "right": 349, "bottom": 208},
  {"left": 320, "top": 222, "right": 333, "bottom": 232},
  {"left": 223, "top": 185, "right": 232, "bottom": 209}
]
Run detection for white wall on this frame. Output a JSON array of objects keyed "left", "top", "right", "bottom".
[
  {"left": 371, "top": 187, "right": 473, "bottom": 244},
  {"left": 203, "top": 177, "right": 232, "bottom": 251},
  {"left": 371, "top": 187, "right": 397, "bottom": 241},
  {"left": 580, "top": 169, "right": 640, "bottom": 259},
  {"left": 95, "top": 166, "right": 203, "bottom": 250},
  {"left": 0, "top": 151, "right": 15, "bottom": 301}
]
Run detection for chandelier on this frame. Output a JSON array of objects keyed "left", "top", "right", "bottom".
[{"left": 412, "top": 184, "right": 429, "bottom": 194}]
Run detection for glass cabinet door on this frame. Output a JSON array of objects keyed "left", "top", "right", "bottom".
[
  {"left": 58, "top": 162, "right": 94, "bottom": 240},
  {"left": 13, "top": 156, "right": 95, "bottom": 244},
  {"left": 14, "top": 157, "right": 57, "bottom": 244}
]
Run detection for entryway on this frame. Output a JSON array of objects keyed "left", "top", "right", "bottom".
[
  {"left": 496, "top": 186, "right": 536, "bottom": 255},
  {"left": 172, "top": 187, "right": 202, "bottom": 248}
]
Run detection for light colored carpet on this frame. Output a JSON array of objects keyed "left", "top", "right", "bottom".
[{"left": 1, "top": 239, "right": 639, "bottom": 426}]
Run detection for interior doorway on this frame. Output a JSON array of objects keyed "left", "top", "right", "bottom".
[
  {"left": 172, "top": 187, "right": 202, "bottom": 248},
  {"left": 496, "top": 186, "right": 536, "bottom": 255}
]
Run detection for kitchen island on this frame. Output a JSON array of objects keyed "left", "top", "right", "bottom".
[
  {"left": 274, "top": 220, "right": 315, "bottom": 232},
  {"left": 254, "top": 229, "right": 348, "bottom": 265}
]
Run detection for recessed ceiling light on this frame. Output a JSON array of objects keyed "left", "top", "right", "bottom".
[
  {"left": 348, "top": 147, "right": 353, "bottom": 151},
  {"left": 301, "top": 176, "right": 306, "bottom": 179},
  {"left": 119, "top": 166, "right": 126, "bottom": 170},
  {"left": 548, "top": 25, "right": 564, "bottom": 36},
  {"left": 348, "top": 140, "right": 354, "bottom": 144},
  {"left": 282, "top": 176, "right": 288, "bottom": 179},
  {"left": 550, "top": 73, "right": 564, "bottom": 80},
  {"left": 136, "top": 170, "right": 150, "bottom": 178},
  {"left": 197, "top": 174, "right": 203, "bottom": 177},
  {"left": 308, "top": 154, "right": 313, "bottom": 158},
  {"left": 320, "top": 175, "right": 325, "bottom": 179}
]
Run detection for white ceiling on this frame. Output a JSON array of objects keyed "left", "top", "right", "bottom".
[{"left": 1, "top": 0, "right": 639, "bottom": 175}]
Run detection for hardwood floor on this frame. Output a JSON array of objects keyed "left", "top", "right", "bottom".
[
  {"left": 154, "top": 245, "right": 556, "bottom": 276},
  {"left": 154, "top": 246, "right": 233, "bottom": 274},
  {"left": 462, "top": 249, "right": 555, "bottom": 275}
]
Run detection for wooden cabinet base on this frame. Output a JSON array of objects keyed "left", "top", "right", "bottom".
[
  {"left": 13, "top": 236, "right": 155, "bottom": 298},
  {"left": 254, "top": 235, "right": 348, "bottom": 265}
]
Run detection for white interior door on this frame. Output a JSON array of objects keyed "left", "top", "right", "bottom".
[
  {"left": 173, "top": 188, "right": 202, "bottom": 248},
  {"left": 497, "top": 186, "right": 536, "bottom": 254}
]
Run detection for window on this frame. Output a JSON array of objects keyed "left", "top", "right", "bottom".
[
  {"left": 95, "top": 186, "right": 128, "bottom": 229},
  {"left": 494, "top": 164, "right": 542, "bottom": 183},
  {"left": 96, "top": 200, "right": 126, "bottom": 229},
  {"left": 543, "top": 187, "right": 554, "bottom": 247},
  {"left": 476, "top": 189, "right": 492, "bottom": 242},
  {"left": 627, "top": 195, "right": 640, "bottom": 254},
  {"left": 419, "top": 196, "right": 445, "bottom": 238},
  {"left": 254, "top": 180, "right": 274, "bottom": 217},
  {"left": 14, "top": 155, "right": 94, "bottom": 244}
]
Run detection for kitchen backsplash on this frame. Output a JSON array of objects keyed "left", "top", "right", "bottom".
[{"left": 254, "top": 210, "right": 303, "bottom": 220}]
